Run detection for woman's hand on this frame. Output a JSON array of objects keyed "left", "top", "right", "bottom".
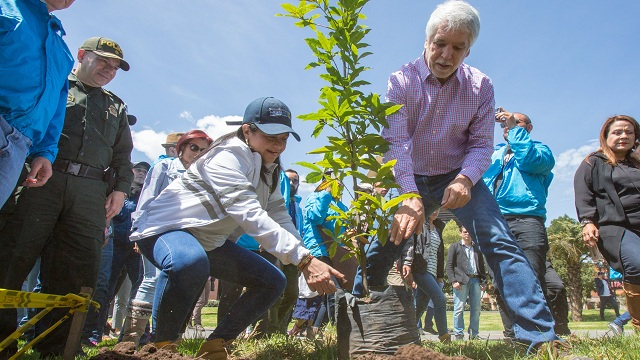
[
  {"left": 302, "top": 258, "right": 345, "bottom": 295},
  {"left": 582, "top": 223, "right": 599, "bottom": 248}
]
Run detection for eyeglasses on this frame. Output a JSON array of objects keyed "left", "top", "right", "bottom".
[
  {"left": 290, "top": 178, "right": 299, "bottom": 185},
  {"left": 188, "top": 143, "right": 207, "bottom": 153}
]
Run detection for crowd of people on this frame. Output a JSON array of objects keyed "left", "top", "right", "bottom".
[{"left": 1, "top": 0, "right": 639, "bottom": 359}]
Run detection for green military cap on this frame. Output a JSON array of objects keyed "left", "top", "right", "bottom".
[{"left": 79, "top": 37, "right": 130, "bottom": 71}]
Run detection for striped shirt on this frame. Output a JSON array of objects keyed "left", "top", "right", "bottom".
[
  {"left": 425, "top": 227, "right": 440, "bottom": 277},
  {"left": 382, "top": 52, "right": 495, "bottom": 194}
]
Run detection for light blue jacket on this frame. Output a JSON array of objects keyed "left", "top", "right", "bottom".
[
  {"left": 0, "top": 0, "right": 73, "bottom": 162},
  {"left": 482, "top": 127, "right": 554, "bottom": 219},
  {"left": 302, "top": 190, "right": 348, "bottom": 258}
]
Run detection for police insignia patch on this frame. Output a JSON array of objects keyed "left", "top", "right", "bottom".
[{"left": 109, "top": 105, "right": 117, "bottom": 116}]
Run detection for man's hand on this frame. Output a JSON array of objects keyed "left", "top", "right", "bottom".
[
  {"left": 24, "top": 157, "right": 52, "bottom": 187},
  {"left": 452, "top": 281, "right": 461, "bottom": 290},
  {"left": 389, "top": 195, "right": 424, "bottom": 245},
  {"left": 480, "top": 284, "right": 486, "bottom": 291},
  {"left": 401, "top": 264, "right": 414, "bottom": 286},
  {"left": 441, "top": 175, "right": 472, "bottom": 210},
  {"left": 105, "top": 191, "right": 126, "bottom": 220},
  {"left": 582, "top": 223, "right": 599, "bottom": 248}
]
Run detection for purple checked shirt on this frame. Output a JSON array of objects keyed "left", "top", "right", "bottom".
[{"left": 382, "top": 53, "right": 495, "bottom": 194}]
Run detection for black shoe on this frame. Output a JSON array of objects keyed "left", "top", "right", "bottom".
[
  {"left": 423, "top": 327, "right": 437, "bottom": 335},
  {"left": 555, "top": 325, "right": 572, "bottom": 336}
]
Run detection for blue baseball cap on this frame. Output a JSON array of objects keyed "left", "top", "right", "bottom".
[{"left": 242, "top": 97, "right": 300, "bottom": 141}]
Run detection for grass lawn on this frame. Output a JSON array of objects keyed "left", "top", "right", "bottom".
[
  {"left": 13, "top": 306, "right": 632, "bottom": 359},
  {"left": 200, "top": 306, "right": 620, "bottom": 332}
]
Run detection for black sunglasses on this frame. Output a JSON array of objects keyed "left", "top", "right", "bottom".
[{"left": 188, "top": 143, "right": 207, "bottom": 153}]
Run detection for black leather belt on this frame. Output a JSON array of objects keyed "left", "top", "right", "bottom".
[{"left": 53, "top": 159, "right": 106, "bottom": 181}]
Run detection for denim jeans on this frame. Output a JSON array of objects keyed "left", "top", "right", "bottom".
[
  {"left": 137, "top": 231, "right": 286, "bottom": 342},
  {"left": 85, "top": 240, "right": 142, "bottom": 343},
  {"left": 613, "top": 311, "right": 632, "bottom": 327},
  {"left": 620, "top": 229, "right": 640, "bottom": 285},
  {"left": 352, "top": 169, "right": 556, "bottom": 346},
  {"left": 414, "top": 272, "right": 447, "bottom": 336},
  {"left": 453, "top": 278, "right": 482, "bottom": 337},
  {"left": 0, "top": 115, "right": 31, "bottom": 206}
]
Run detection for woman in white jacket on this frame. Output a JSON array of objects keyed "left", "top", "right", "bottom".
[{"left": 129, "top": 97, "right": 343, "bottom": 359}]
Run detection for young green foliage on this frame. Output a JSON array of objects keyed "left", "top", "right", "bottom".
[{"left": 279, "top": 0, "right": 416, "bottom": 295}]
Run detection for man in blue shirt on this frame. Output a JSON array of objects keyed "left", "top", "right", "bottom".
[
  {"left": 484, "top": 108, "right": 571, "bottom": 336},
  {"left": 0, "top": 0, "right": 75, "bottom": 206}
]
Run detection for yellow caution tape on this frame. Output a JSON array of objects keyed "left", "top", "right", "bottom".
[{"left": 0, "top": 289, "right": 99, "bottom": 357}]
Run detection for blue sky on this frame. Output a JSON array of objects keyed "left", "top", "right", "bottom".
[{"left": 57, "top": 1, "right": 640, "bottom": 223}]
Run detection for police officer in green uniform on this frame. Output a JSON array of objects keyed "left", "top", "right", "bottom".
[{"left": 0, "top": 37, "right": 133, "bottom": 359}]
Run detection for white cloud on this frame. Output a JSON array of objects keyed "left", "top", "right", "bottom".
[
  {"left": 131, "top": 129, "right": 167, "bottom": 160},
  {"left": 553, "top": 140, "right": 598, "bottom": 181},
  {"left": 131, "top": 114, "right": 242, "bottom": 160},
  {"left": 546, "top": 140, "right": 599, "bottom": 222}
]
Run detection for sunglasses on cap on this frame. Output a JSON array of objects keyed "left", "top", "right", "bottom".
[{"left": 188, "top": 143, "right": 207, "bottom": 153}]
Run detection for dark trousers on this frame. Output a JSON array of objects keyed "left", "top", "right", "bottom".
[
  {"left": 0, "top": 173, "right": 106, "bottom": 357},
  {"left": 599, "top": 296, "right": 620, "bottom": 320},
  {"left": 496, "top": 216, "right": 550, "bottom": 337},
  {"left": 267, "top": 263, "right": 299, "bottom": 334},
  {"left": 217, "top": 250, "right": 277, "bottom": 336}
]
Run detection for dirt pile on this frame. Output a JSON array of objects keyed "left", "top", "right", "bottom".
[
  {"left": 89, "top": 342, "right": 194, "bottom": 360},
  {"left": 355, "top": 344, "right": 470, "bottom": 360}
]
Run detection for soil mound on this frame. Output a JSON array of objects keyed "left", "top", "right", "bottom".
[
  {"left": 89, "top": 342, "right": 194, "bottom": 360},
  {"left": 355, "top": 344, "right": 470, "bottom": 360}
]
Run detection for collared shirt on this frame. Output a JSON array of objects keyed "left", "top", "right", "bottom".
[
  {"left": 461, "top": 240, "right": 478, "bottom": 276},
  {"left": 0, "top": 0, "right": 74, "bottom": 162},
  {"left": 58, "top": 73, "right": 133, "bottom": 194},
  {"left": 382, "top": 52, "right": 495, "bottom": 194}
]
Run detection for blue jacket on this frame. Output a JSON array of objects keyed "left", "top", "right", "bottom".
[
  {"left": 113, "top": 188, "right": 140, "bottom": 245},
  {"left": 0, "top": 0, "right": 73, "bottom": 163},
  {"left": 302, "top": 190, "right": 348, "bottom": 258},
  {"left": 483, "top": 127, "right": 554, "bottom": 219}
]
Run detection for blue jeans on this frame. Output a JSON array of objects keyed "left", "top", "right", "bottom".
[
  {"left": 85, "top": 239, "right": 142, "bottom": 343},
  {"left": 453, "top": 278, "right": 482, "bottom": 337},
  {"left": 352, "top": 169, "right": 556, "bottom": 346},
  {"left": 137, "top": 231, "right": 286, "bottom": 342},
  {"left": 0, "top": 115, "right": 31, "bottom": 207},
  {"left": 414, "top": 272, "right": 447, "bottom": 336},
  {"left": 613, "top": 311, "right": 631, "bottom": 327},
  {"left": 620, "top": 229, "right": 640, "bottom": 285}
]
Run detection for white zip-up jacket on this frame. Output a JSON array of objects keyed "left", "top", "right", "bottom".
[{"left": 130, "top": 136, "right": 309, "bottom": 266}]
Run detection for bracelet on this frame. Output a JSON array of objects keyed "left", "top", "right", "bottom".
[
  {"left": 580, "top": 219, "right": 594, "bottom": 227},
  {"left": 297, "top": 254, "right": 314, "bottom": 271}
]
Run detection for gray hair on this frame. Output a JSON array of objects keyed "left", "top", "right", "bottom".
[{"left": 425, "top": 0, "right": 481, "bottom": 47}]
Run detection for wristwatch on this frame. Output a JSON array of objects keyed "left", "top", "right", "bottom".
[{"left": 580, "top": 219, "right": 594, "bottom": 227}]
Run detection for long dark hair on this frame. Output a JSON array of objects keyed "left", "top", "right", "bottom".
[{"left": 207, "top": 125, "right": 281, "bottom": 192}]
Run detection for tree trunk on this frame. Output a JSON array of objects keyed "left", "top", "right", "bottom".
[{"left": 566, "top": 262, "right": 583, "bottom": 321}]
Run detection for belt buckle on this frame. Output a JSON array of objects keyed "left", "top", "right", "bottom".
[{"left": 66, "top": 161, "right": 81, "bottom": 176}]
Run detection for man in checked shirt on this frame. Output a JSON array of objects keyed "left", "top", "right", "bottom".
[{"left": 352, "top": 0, "right": 562, "bottom": 352}]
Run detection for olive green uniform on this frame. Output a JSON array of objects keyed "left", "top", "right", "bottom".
[{"left": 0, "top": 73, "right": 133, "bottom": 356}]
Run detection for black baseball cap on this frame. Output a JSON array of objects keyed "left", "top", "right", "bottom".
[{"left": 242, "top": 97, "right": 300, "bottom": 141}]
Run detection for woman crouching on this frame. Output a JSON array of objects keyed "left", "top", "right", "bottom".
[{"left": 130, "top": 97, "right": 343, "bottom": 359}]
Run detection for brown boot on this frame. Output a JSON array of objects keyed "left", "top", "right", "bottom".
[
  {"left": 196, "top": 338, "right": 233, "bottom": 360},
  {"left": 438, "top": 333, "right": 451, "bottom": 343},
  {"left": 623, "top": 282, "right": 640, "bottom": 331}
]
